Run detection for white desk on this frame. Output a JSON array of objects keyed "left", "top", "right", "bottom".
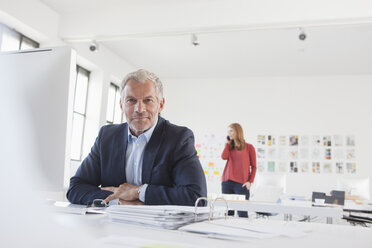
[
  {"left": 344, "top": 203, "right": 372, "bottom": 212},
  {"left": 51, "top": 211, "right": 372, "bottom": 248},
  {"left": 214, "top": 200, "right": 343, "bottom": 223}
]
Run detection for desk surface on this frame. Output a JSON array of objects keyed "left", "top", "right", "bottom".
[
  {"left": 344, "top": 203, "right": 372, "bottom": 213},
  {"left": 51, "top": 211, "right": 372, "bottom": 248},
  {"left": 214, "top": 200, "right": 344, "bottom": 218}
]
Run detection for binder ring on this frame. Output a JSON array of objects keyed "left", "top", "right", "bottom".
[
  {"left": 212, "top": 197, "right": 228, "bottom": 220},
  {"left": 194, "top": 197, "right": 211, "bottom": 222}
]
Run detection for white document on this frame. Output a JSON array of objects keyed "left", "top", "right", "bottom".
[
  {"left": 180, "top": 219, "right": 309, "bottom": 240},
  {"left": 51, "top": 201, "right": 105, "bottom": 215}
]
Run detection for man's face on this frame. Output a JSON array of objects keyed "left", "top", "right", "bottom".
[{"left": 121, "top": 79, "right": 164, "bottom": 136}]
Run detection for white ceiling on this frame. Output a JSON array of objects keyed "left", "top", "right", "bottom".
[{"left": 41, "top": 0, "right": 372, "bottom": 78}]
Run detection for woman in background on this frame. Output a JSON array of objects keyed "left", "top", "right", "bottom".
[{"left": 221, "top": 123, "right": 257, "bottom": 217}]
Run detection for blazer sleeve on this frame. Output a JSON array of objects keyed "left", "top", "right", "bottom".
[
  {"left": 221, "top": 143, "right": 230, "bottom": 160},
  {"left": 144, "top": 129, "right": 207, "bottom": 206},
  {"left": 66, "top": 128, "right": 112, "bottom": 205},
  {"left": 248, "top": 144, "right": 257, "bottom": 183}
]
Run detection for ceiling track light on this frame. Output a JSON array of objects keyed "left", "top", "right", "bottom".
[
  {"left": 298, "top": 28, "right": 306, "bottom": 41},
  {"left": 62, "top": 18, "right": 372, "bottom": 43},
  {"left": 191, "top": 34, "right": 199, "bottom": 46},
  {"left": 89, "top": 40, "right": 99, "bottom": 52}
]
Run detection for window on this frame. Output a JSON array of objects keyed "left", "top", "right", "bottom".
[
  {"left": 106, "top": 83, "right": 123, "bottom": 124},
  {"left": 0, "top": 23, "right": 39, "bottom": 51},
  {"left": 70, "top": 66, "right": 90, "bottom": 161},
  {"left": 20, "top": 36, "right": 39, "bottom": 50}
]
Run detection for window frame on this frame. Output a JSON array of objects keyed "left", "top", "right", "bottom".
[
  {"left": 0, "top": 23, "right": 39, "bottom": 51},
  {"left": 106, "top": 82, "right": 123, "bottom": 125},
  {"left": 70, "top": 66, "right": 90, "bottom": 162}
]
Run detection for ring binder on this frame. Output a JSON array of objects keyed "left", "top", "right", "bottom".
[{"left": 194, "top": 197, "right": 228, "bottom": 222}]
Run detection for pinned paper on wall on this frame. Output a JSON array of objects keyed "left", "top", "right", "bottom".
[
  {"left": 279, "top": 161, "right": 287, "bottom": 173},
  {"left": 323, "top": 136, "right": 332, "bottom": 146},
  {"left": 196, "top": 133, "right": 226, "bottom": 182},
  {"left": 346, "top": 149, "right": 356, "bottom": 160},
  {"left": 346, "top": 162, "right": 356, "bottom": 174},
  {"left": 257, "top": 135, "right": 266, "bottom": 145},
  {"left": 289, "top": 136, "right": 298, "bottom": 146},
  {"left": 323, "top": 162, "right": 332, "bottom": 173},
  {"left": 312, "top": 136, "right": 321, "bottom": 146},
  {"left": 333, "top": 148, "right": 345, "bottom": 160},
  {"left": 267, "top": 148, "right": 277, "bottom": 159},
  {"left": 279, "top": 136, "right": 287, "bottom": 146},
  {"left": 290, "top": 162, "right": 298, "bottom": 173},
  {"left": 267, "top": 135, "right": 276, "bottom": 146},
  {"left": 256, "top": 134, "right": 357, "bottom": 175},
  {"left": 267, "top": 161, "right": 275, "bottom": 172},
  {"left": 335, "top": 162, "right": 344, "bottom": 174},
  {"left": 324, "top": 148, "right": 332, "bottom": 160},
  {"left": 300, "top": 162, "right": 309, "bottom": 173},
  {"left": 257, "top": 161, "right": 265, "bottom": 173},
  {"left": 299, "top": 136, "right": 309, "bottom": 146},
  {"left": 312, "top": 148, "right": 321, "bottom": 160},
  {"left": 257, "top": 148, "right": 266, "bottom": 159},
  {"left": 346, "top": 136, "right": 355, "bottom": 146},
  {"left": 312, "top": 162, "right": 321, "bottom": 173},
  {"left": 278, "top": 148, "right": 287, "bottom": 160},
  {"left": 334, "top": 135, "right": 343, "bottom": 146},
  {"left": 289, "top": 148, "right": 298, "bottom": 160},
  {"left": 299, "top": 148, "right": 309, "bottom": 159}
]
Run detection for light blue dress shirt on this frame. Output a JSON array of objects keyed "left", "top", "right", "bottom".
[
  {"left": 108, "top": 119, "right": 157, "bottom": 205},
  {"left": 126, "top": 118, "right": 158, "bottom": 202}
]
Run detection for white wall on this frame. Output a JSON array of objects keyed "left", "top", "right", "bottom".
[
  {"left": 0, "top": 0, "right": 135, "bottom": 197},
  {"left": 0, "top": 0, "right": 134, "bottom": 131},
  {"left": 162, "top": 75, "right": 372, "bottom": 199}
]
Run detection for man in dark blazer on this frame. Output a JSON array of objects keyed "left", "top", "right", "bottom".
[{"left": 67, "top": 69, "right": 207, "bottom": 206}]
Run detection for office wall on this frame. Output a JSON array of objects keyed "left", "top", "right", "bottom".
[
  {"left": 0, "top": 0, "right": 134, "bottom": 146},
  {"left": 0, "top": 1, "right": 135, "bottom": 193},
  {"left": 162, "top": 75, "right": 372, "bottom": 199}
]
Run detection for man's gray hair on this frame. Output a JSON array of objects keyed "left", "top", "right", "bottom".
[{"left": 120, "top": 69, "right": 163, "bottom": 101}]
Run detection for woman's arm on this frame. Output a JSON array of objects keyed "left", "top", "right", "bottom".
[
  {"left": 221, "top": 143, "right": 230, "bottom": 160},
  {"left": 248, "top": 144, "right": 257, "bottom": 182}
]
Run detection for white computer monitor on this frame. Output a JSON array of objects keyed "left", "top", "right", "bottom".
[
  {"left": 250, "top": 174, "right": 286, "bottom": 202},
  {"left": 253, "top": 174, "right": 287, "bottom": 193},
  {"left": 0, "top": 47, "right": 76, "bottom": 192}
]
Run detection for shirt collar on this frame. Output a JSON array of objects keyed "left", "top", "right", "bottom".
[{"left": 127, "top": 117, "right": 158, "bottom": 143}]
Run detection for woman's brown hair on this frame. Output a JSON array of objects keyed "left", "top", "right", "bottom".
[{"left": 229, "top": 123, "right": 245, "bottom": 150}]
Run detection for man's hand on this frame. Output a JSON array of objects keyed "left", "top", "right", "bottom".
[
  {"left": 119, "top": 199, "right": 144, "bottom": 205},
  {"left": 242, "top": 182, "right": 251, "bottom": 190},
  {"left": 102, "top": 183, "right": 141, "bottom": 204},
  {"left": 101, "top": 186, "right": 118, "bottom": 192}
]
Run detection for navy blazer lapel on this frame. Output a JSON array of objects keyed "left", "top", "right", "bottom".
[
  {"left": 118, "top": 123, "right": 128, "bottom": 183},
  {"left": 142, "top": 117, "right": 165, "bottom": 184}
]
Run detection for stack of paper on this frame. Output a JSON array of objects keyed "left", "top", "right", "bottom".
[{"left": 106, "top": 205, "right": 225, "bottom": 229}]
